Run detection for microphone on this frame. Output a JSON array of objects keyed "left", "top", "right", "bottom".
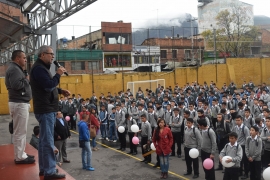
[{"left": 53, "top": 61, "right": 68, "bottom": 76}]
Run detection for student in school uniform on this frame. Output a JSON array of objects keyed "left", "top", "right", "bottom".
[
  {"left": 243, "top": 108, "right": 255, "bottom": 129},
  {"left": 183, "top": 118, "right": 202, "bottom": 179},
  {"left": 232, "top": 115, "right": 250, "bottom": 179},
  {"left": 245, "top": 126, "right": 262, "bottom": 180},
  {"left": 169, "top": 108, "right": 183, "bottom": 158},
  {"left": 219, "top": 132, "right": 243, "bottom": 180},
  {"left": 115, "top": 104, "right": 126, "bottom": 151},
  {"left": 261, "top": 117, "right": 270, "bottom": 169},
  {"left": 198, "top": 119, "right": 217, "bottom": 180},
  {"left": 215, "top": 113, "right": 231, "bottom": 171},
  {"left": 140, "top": 114, "right": 152, "bottom": 164},
  {"left": 126, "top": 114, "right": 138, "bottom": 155}
]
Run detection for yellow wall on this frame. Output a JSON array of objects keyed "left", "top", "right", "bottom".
[{"left": 1, "top": 58, "right": 270, "bottom": 114}]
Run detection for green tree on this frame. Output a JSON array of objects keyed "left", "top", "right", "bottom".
[{"left": 201, "top": 3, "right": 259, "bottom": 57}]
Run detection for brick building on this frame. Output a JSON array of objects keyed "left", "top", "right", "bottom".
[
  {"left": 141, "top": 38, "right": 204, "bottom": 65},
  {"left": 62, "top": 21, "right": 133, "bottom": 72}
]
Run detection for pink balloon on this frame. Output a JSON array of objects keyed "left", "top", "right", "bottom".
[
  {"left": 132, "top": 137, "right": 139, "bottom": 145},
  {"left": 203, "top": 158, "right": 214, "bottom": 170},
  {"left": 76, "top": 111, "right": 78, "bottom": 115},
  {"left": 65, "top": 116, "right": 70, "bottom": 121}
]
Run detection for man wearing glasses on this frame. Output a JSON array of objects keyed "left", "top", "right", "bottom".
[{"left": 30, "top": 45, "right": 70, "bottom": 180}]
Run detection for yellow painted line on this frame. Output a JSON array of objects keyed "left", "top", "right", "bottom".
[{"left": 70, "top": 130, "right": 189, "bottom": 180}]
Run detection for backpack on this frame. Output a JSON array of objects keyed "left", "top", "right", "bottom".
[
  {"left": 246, "top": 137, "right": 259, "bottom": 147},
  {"left": 241, "top": 125, "right": 247, "bottom": 139}
]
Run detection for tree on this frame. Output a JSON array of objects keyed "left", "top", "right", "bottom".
[{"left": 201, "top": 2, "right": 259, "bottom": 57}]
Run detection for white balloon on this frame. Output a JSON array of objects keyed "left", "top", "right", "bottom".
[
  {"left": 189, "top": 148, "right": 199, "bottom": 159},
  {"left": 263, "top": 167, "right": 270, "bottom": 180},
  {"left": 150, "top": 143, "right": 156, "bottom": 150},
  {"left": 222, "top": 156, "right": 235, "bottom": 168},
  {"left": 118, "top": 126, "right": 125, "bottom": 133},
  {"left": 131, "top": 124, "right": 139, "bottom": 133}
]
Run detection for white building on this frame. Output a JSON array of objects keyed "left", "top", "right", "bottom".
[
  {"left": 198, "top": 0, "right": 254, "bottom": 33},
  {"left": 132, "top": 45, "right": 161, "bottom": 72}
]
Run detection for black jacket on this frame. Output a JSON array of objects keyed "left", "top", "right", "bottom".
[
  {"left": 54, "top": 118, "right": 71, "bottom": 141},
  {"left": 30, "top": 58, "right": 61, "bottom": 114}
]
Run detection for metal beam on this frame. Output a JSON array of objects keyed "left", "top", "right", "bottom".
[
  {"left": 28, "top": 0, "right": 97, "bottom": 31},
  {"left": 0, "top": 0, "right": 97, "bottom": 63}
]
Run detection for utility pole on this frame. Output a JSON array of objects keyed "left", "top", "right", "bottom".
[
  {"left": 213, "top": 28, "right": 217, "bottom": 83},
  {"left": 187, "top": 17, "right": 197, "bottom": 62},
  {"left": 148, "top": 28, "right": 151, "bottom": 90},
  {"left": 172, "top": 26, "right": 176, "bottom": 85}
]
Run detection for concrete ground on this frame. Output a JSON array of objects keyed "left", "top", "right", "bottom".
[{"left": 0, "top": 113, "right": 244, "bottom": 180}]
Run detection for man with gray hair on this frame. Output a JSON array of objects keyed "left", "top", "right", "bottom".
[
  {"left": 30, "top": 45, "right": 70, "bottom": 179},
  {"left": 5, "top": 50, "right": 35, "bottom": 164}
]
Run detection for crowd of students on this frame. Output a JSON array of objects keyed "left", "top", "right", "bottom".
[{"left": 57, "top": 81, "right": 270, "bottom": 180}]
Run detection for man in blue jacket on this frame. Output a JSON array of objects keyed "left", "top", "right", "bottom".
[{"left": 78, "top": 114, "right": 95, "bottom": 171}]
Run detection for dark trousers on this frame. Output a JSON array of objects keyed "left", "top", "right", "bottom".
[
  {"left": 117, "top": 131, "right": 126, "bottom": 149},
  {"left": 217, "top": 139, "right": 229, "bottom": 168},
  {"left": 249, "top": 161, "right": 261, "bottom": 180},
  {"left": 69, "top": 115, "right": 76, "bottom": 130},
  {"left": 201, "top": 150, "right": 215, "bottom": 180},
  {"left": 240, "top": 145, "right": 249, "bottom": 175},
  {"left": 151, "top": 127, "right": 155, "bottom": 137},
  {"left": 128, "top": 132, "right": 137, "bottom": 153},
  {"left": 223, "top": 168, "right": 239, "bottom": 180},
  {"left": 141, "top": 136, "right": 151, "bottom": 162},
  {"left": 212, "top": 118, "right": 217, "bottom": 129},
  {"left": 263, "top": 150, "right": 270, "bottom": 168},
  {"left": 155, "top": 155, "right": 160, "bottom": 166},
  {"left": 184, "top": 147, "right": 199, "bottom": 175},
  {"left": 171, "top": 132, "right": 182, "bottom": 155}
]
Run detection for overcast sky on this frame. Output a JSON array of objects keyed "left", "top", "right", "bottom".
[{"left": 57, "top": 0, "right": 270, "bottom": 39}]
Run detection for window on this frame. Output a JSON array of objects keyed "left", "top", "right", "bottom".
[
  {"left": 160, "top": 50, "right": 167, "bottom": 58},
  {"left": 172, "top": 50, "right": 177, "bottom": 58},
  {"left": 105, "top": 33, "right": 131, "bottom": 44},
  {"left": 88, "top": 61, "right": 100, "bottom": 70},
  {"left": 185, "top": 50, "right": 191, "bottom": 59},
  {"left": 71, "top": 62, "right": 85, "bottom": 70}
]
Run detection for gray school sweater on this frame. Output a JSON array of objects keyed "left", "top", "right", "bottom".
[
  {"left": 261, "top": 127, "right": 270, "bottom": 151},
  {"left": 148, "top": 112, "right": 158, "bottom": 128},
  {"left": 169, "top": 115, "right": 183, "bottom": 133},
  {"left": 201, "top": 128, "right": 217, "bottom": 155},
  {"left": 232, "top": 124, "right": 250, "bottom": 146},
  {"left": 184, "top": 127, "right": 202, "bottom": 149},
  {"left": 245, "top": 136, "right": 262, "bottom": 161},
  {"left": 141, "top": 121, "right": 152, "bottom": 140},
  {"left": 219, "top": 143, "right": 243, "bottom": 168}
]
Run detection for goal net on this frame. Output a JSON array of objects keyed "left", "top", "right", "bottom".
[{"left": 127, "top": 79, "right": 165, "bottom": 95}]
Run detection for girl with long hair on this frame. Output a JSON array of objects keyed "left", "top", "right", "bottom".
[
  {"left": 152, "top": 119, "right": 173, "bottom": 179},
  {"left": 89, "top": 108, "right": 100, "bottom": 151}
]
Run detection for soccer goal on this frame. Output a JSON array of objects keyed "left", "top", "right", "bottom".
[{"left": 127, "top": 79, "right": 165, "bottom": 95}]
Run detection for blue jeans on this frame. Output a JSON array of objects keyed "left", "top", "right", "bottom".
[
  {"left": 109, "top": 121, "right": 117, "bottom": 140},
  {"left": 35, "top": 112, "right": 57, "bottom": 175},
  {"left": 100, "top": 123, "right": 107, "bottom": 138},
  {"left": 82, "top": 141, "right": 92, "bottom": 168},
  {"left": 159, "top": 154, "right": 169, "bottom": 173},
  {"left": 92, "top": 136, "right": 96, "bottom": 148}
]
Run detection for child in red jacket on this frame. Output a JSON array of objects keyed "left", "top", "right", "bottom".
[{"left": 152, "top": 119, "right": 173, "bottom": 179}]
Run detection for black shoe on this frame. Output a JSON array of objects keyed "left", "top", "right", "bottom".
[
  {"left": 132, "top": 152, "right": 137, "bottom": 155},
  {"left": 170, "top": 154, "right": 175, "bottom": 157},
  {"left": 27, "top": 154, "right": 35, "bottom": 159},
  {"left": 14, "top": 157, "right": 35, "bottom": 164},
  {"left": 141, "top": 159, "right": 146, "bottom": 162},
  {"left": 44, "top": 173, "right": 65, "bottom": 180},
  {"left": 121, "top": 148, "right": 126, "bottom": 151},
  {"left": 39, "top": 169, "right": 58, "bottom": 176},
  {"left": 117, "top": 148, "right": 122, "bottom": 150},
  {"left": 177, "top": 154, "right": 182, "bottom": 158},
  {"left": 215, "top": 167, "right": 223, "bottom": 171},
  {"left": 183, "top": 172, "right": 192, "bottom": 175},
  {"left": 192, "top": 174, "right": 199, "bottom": 179},
  {"left": 127, "top": 152, "right": 132, "bottom": 154},
  {"left": 153, "top": 164, "right": 160, "bottom": 168},
  {"left": 145, "top": 160, "right": 151, "bottom": 164},
  {"left": 241, "top": 174, "right": 248, "bottom": 179}
]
